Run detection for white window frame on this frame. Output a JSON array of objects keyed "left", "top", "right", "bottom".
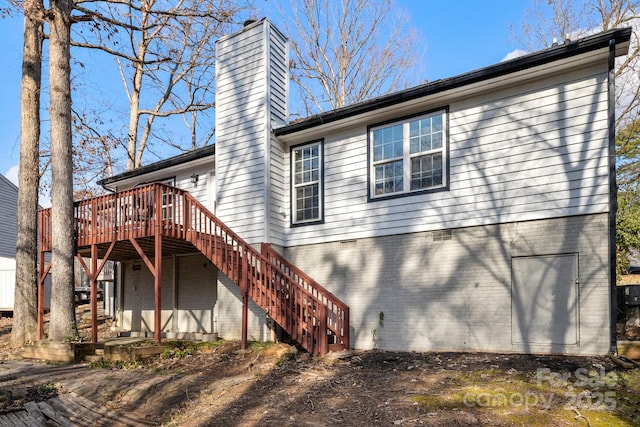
[
  {"left": 291, "top": 141, "right": 323, "bottom": 225},
  {"left": 369, "top": 110, "right": 447, "bottom": 199}
]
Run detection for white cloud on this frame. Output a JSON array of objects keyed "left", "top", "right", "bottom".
[
  {"left": 4, "top": 165, "right": 19, "bottom": 187},
  {"left": 501, "top": 49, "right": 528, "bottom": 62}
]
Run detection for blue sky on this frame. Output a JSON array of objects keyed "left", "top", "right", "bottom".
[{"left": 0, "top": 0, "right": 531, "bottom": 192}]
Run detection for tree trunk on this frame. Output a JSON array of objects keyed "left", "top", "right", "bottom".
[
  {"left": 48, "top": 0, "right": 77, "bottom": 341},
  {"left": 11, "top": 0, "right": 44, "bottom": 348},
  {"left": 126, "top": 6, "right": 148, "bottom": 171}
]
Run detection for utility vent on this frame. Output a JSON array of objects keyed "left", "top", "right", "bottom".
[
  {"left": 340, "top": 240, "right": 357, "bottom": 251},
  {"left": 433, "top": 230, "right": 452, "bottom": 242}
]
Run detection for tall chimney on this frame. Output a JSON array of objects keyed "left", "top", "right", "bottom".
[{"left": 214, "top": 18, "right": 289, "bottom": 244}]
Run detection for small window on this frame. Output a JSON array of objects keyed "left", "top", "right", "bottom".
[
  {"left": 370, "top": 110, "right": 447, "bottom": 199},
  {"left": 291, "top": 141, "right": 323, "bottom": 225}
]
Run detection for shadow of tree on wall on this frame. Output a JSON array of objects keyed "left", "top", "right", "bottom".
[{"left": 283, "top": 65, "right": 610, "bottom": 356}]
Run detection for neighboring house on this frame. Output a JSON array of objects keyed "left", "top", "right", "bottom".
[
  {"left": 0, "top": 173, "right": 50, "bottom": 311},
  {"left": 39, "top": 19, "right": 632, "bottom": 356},
  {"left": 0, "top": 174, "right": 19, "bottom": 311}
]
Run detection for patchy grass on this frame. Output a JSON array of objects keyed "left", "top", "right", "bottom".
[
  {"left": 410, "top": 367, "right": 640, "bottom": 426},
  {"left": 247, "top": 340, "right": 275, "bottom": 351},
  {"left": 26, "top": 383, "right": 58, "bottom": 401}
]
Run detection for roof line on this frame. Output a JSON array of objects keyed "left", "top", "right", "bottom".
[
  {"left": 97, "top": 144, "right": 215, "bottom": 187},
  {"left": 0, "top": 173, "right": 19, "bottom": 193},
  {"left": 275, "top": 27, "right": 632, "bottom": 136}
]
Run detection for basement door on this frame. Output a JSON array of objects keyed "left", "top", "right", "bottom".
[{"left": 511, "top": 254, "right": 579, "bottom": 346}]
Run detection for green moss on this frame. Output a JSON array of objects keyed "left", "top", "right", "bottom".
[
  {"left": 506, "top": 409, "right": 637, "bottom": 427},
  {"left": 247, "top": 341, "right": 274, "bottom": 351},
  {"left": 196, "top": 339, "right": 226, "bottom": 350},
  {"left": 412, "top": 394, "right": 467, "bottom": 411}
]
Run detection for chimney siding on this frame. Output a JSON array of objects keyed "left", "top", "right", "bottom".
[{"left": 215, "top": 19, "right": 289, "bottom": 245}]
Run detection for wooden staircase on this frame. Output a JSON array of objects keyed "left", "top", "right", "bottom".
[{"left": 38, "top": 183, "right": 349, "bottom": 356}]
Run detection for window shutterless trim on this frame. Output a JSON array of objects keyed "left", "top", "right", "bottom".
[
  {"left": 367, "top": 107, "right": 450, "bottom": 202},
  {"left": 290, "top": 139, "right": 325, "bottom": 227}
]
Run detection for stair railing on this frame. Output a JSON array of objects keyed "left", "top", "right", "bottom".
[{"left": 38, "top": 183, "right": 350, "bottom": 355}]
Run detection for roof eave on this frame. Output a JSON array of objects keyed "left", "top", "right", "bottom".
[
  {"left": 97, "top": 144, "right": 216, "bottom": 188},
  {"left": 275, "top": 27, "right": 632, "bottom": 137}
]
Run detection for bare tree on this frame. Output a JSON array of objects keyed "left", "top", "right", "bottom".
[
  {"left": 283, "top": 0, "right": 422, "bottom": 116},
  {"left": 48, "top": 0, "right": 77, "bottom": 341},
  {"left": 71, "top": 0, "right": 247, "bottom": 170},
  {"left": 11, "top": 0, "right": 45, "bottom": 348},
  {"left": 70, "top": 107, "right": 119, "bottom": 197},
  {"left": 514, "top": 0, "right": 640, "bottom": 274},
  {"left": 513, "top": 0, "right": 640, "bottom": 128}
]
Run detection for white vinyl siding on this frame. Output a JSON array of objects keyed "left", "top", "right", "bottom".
[
  {"left": 269, "top": 135, "right": 286, "bottom": 245},
  {"left": 283, "top": 63, "right": 610, "bottom": 247},
  {"left": 268, "top": 25, "right": 289, "bottom": 127},
  {"left": 216, "top": 22, "right": 268, "bottom": 243},
  {"left": 174, "top": 165, "right": 213, "bottom": 207},
  {"left": 215, "top": 19, "right": 288, "bottom": 244}
]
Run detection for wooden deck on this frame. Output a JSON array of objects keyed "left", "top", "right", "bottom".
[{"left": 38, "top": 183, "right": 349, "bottom": 356}]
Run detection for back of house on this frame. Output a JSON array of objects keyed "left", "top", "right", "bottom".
[{"left": 95, "top": 19, "right": 631, "bottom": 356}]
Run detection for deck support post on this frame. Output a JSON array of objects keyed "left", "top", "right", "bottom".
[
  {"left": 90, "top": 244, "right": 98, "bottom": 343},
  {"left": 154, "top": 232, "right": 163, "bottom": 343},
  {"left": 37, "top": 250, "right": 51, "bottom": 340},
  {"left": 76, "top": 242, "right": 116, "bottom": 343},
  {"left": 241, "top": 248, "right": 248, "bottom": 350},
  {"left": 154, "top": 187, "right": 163, "bottom": 344},
  {"left": 129, "top": 235, "right": 163, "bottom": 344}
]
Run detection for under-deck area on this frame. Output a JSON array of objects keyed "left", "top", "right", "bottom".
[{"left": 37, "top": 183, "right": 349, "bottom": 356}]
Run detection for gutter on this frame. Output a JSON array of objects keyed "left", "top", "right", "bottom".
[
  {"left": 275, "top": 27, "right": 632, "bottom": 137},
  {"left": 608, "top": 38, "right": 618, "bottom": 355},
  {"left": 97, "top": 144, "right": 216, "bottom": 189}
]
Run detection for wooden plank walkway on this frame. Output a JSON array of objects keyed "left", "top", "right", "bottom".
[{"left": 0, "top": 392, "right": 153, "bottom": 426}]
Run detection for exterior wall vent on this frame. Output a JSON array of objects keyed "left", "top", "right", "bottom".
[
  {"left": 340, "top": 240, "right": 357, "bottom": 251},
  {"left": 433, "top": 230, "right": 452, "bottom": 241}
]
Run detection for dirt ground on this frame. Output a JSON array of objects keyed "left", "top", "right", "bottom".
[{"left": 0, "top": 308, "right": 639, "bottom": 426}]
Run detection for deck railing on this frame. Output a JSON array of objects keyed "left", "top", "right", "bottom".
[
  {"left": 38, "top": 183, "right": 350, "bottom": 355},
  {"left": 261, "top": 244, "right": 349, "bottom": 352}
]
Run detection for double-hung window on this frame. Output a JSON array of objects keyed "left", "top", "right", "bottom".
[
  {"left": 370, "top": 110, "right": 447, "bottom": 198},
  {"left": 292, "top": 141, "right": 323, "bottom": 225}
]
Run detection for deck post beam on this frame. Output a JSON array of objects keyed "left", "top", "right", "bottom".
[
  {"left": 90, "top": 245, "right": 98, "bottom": 343},
  {"left": 77, "top": 241, "right": 116, "bottom": 343},
  {"left": 241, "top": 248, "right": 248, "bottom": 350},
  {"left": 128, "top": 235, "right": 163, "bottom": 343},
  {"left": 37, "top": 251, "right": 51, "bottom": 340},
  {"left": 154, "top": 188, "right": 163, "bottom": 344},
  {"left": 154, "top": 233, "right": 162, "bottom": 343}
]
